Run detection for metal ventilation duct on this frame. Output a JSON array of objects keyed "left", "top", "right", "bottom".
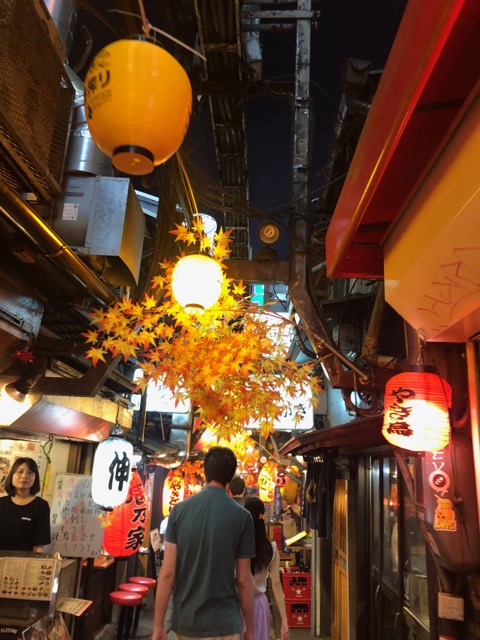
[{"left": 53, "top": 175, "right": 146, "bottom": 287}]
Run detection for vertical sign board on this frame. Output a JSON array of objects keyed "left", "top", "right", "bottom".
[
  {"left": 50, "top": 473, "right": 104, "bottom": 558},
  {"left": 416, "top": 432, "right": 480, "bottom": 573}
]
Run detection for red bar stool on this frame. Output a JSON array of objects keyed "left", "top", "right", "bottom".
[
  {"left": 129, "top": 576, "right": 157, "bottom": 593},
  {"left": 119, "top": 582, "right": 150, "bottom": 635},
  {"left": 109, "top": 590, "right": 142, "bottom": 640}
]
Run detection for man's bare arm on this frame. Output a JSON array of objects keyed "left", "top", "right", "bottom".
[{"left": 152, "top": 541, "right": 176, "bottom": 640}]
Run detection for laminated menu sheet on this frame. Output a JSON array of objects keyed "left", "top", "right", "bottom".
[{"left": 0, "top": 556, "right": 60, "bottom": 601}]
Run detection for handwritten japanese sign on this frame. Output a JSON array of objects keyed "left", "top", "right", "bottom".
[{"left": 50, "top": 474, "right": 104, "bottom": 558}]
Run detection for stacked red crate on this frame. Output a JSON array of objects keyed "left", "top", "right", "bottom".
[{"left": 281, "top": 568, "right": 311, "bottom": 628}]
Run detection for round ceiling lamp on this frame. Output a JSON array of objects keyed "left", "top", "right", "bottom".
[
  {"left": 382, "top": 370, "right": 452, "bottom": 452},
  {"left": 194, "top": 213, "right": 217, "bottom": 239},
  {"left": 171, "top": 254, "right": 223, "bottom": 313},
  {"left": 258, "top": 222, "right": 281, "bottom": 245},
  {"left": 85, "top": 38, "right": 192, "bottom": 175}
]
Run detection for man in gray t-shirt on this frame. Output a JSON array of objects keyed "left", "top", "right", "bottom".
[{"left": 152, "top": 446, "right": 255, "bottom": 640}]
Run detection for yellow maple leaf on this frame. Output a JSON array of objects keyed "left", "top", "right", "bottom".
[
  {"left": 85, "top": 346, "right": 107, "bottom": 366},
  {"left": 82, "top": 329, "right": 99, "bottom": 345},
  {"left": 231, "top": 280, "right": 246, "bottom": 297},
  {"left": 143, "top": 293, "right": 157, "bottom": 310},
  {"left": 170, "top": 223, "right": 197, "bottom": 246}
]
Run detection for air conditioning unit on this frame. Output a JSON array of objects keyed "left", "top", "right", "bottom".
[{"left": 53, "top": 175, "right": 146, "bottom": 287}]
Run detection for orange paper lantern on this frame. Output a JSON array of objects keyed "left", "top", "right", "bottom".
[
  {"left": 382, "top": 371, "right": 452, "bottom": 452},
  {"left": 85, "top": 38, "right": 192, "bottom": 175},
  {"left": 103, "top": 470, "right": 148, "bottom": 557},
  {"left": 163, "top": 470, "right": 185, "bottom": 516}
]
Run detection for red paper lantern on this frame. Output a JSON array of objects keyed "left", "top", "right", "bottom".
[
  {"left": 382, "top": 371, "right": 452, "bottom": 452},
  {"left": 103, "top": 470, "right": 148, "bottom": 557},
  {"left": 163, "top": 470, "right": 185, "bottom": 516}
]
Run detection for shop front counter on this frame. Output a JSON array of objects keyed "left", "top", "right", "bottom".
[
  {"left": 75, "top": 556, "right": 117, "bottom": 639},
  {"left": 0, "top": 551, "right": 63, "bottom": 639}
]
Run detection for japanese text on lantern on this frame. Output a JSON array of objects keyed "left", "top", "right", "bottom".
[
  {"left": 163, "top": 471, "right": 185, "bottom": 516},
  {"left": 385, "top": 386, "right": 415, "bottom": 437}
]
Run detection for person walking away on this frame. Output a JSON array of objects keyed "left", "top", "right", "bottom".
[
  {"left": 229, "top": 475, "right": 246, "bottom": 505},
  {"left": 0, "top": 457, "right": 51, "bottom": 552},
  {"left": 244, "top": 497, "right": 289, "bottom": 640},
  {"left": 152, "top": 446, "right": 255, "bottom": 640}
]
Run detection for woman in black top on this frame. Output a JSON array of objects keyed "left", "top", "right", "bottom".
[{"left": 0, "top": 457, "right": 51, "bottom": 552}]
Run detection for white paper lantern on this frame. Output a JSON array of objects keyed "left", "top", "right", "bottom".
[
  {"left": 92, "top": 437, "right": 133, "bottom": 509},
  {"left": 171, "top": 254, "right": 223, "bottom": 313}
]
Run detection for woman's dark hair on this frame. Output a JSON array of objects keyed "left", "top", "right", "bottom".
[
  {"left": 204, "top": 446, "right": 237, "bottom": 486},
  {"left": 4, "top": 457, "right": 41, "bottom": 496},
  {"left": 244, "top": 496, "right": 273, "bottom": 574}
]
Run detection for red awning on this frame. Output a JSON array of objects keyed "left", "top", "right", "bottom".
[{"left": 326, "top": 0, "right": 480, "bottom": 279}]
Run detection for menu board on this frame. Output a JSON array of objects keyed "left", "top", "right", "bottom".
[
  {"left": 50, "top": 474, "right": 104, "bottom": 558},
  {"left": 0, "top": 556, "right": 59, "bottom": 601}
]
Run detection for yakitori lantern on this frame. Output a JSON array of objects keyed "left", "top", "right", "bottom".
[
  {"left": 85, "top": 38, "right": 192, "bottom": 175},
  {"left": 103, "top": 470, "right": 148, "bottom": 557},
  {"left": 92, "top": 437, "right": 133, "bottom": 509},
  {"left": 382, "top": 371, "right": 452, "bottom": 452},
  {"left": 171, "top": 254, "right": 223, "bottom": 313},
  {"left": 163, "top": 469, "right": 185, "bottom": 516}
]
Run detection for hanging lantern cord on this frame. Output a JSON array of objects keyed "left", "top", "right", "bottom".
[{"left": 137, "top": 0, "right": 207, "bottom": 61}]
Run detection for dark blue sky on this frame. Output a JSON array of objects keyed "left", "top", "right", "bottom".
[{"left": 182, "top": 0, "right": 407, "bottom": 258}]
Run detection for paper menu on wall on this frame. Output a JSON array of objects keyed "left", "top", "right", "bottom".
[
  {"left": 50, "top": 473, "right": 104, "bottom": 558},
  {"left": 0, "top": 556, "right": 60, "bottom": 600}
]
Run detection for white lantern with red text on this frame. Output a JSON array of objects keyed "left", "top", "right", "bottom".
[
  {"left": 382, "top": 371, "right": 452, "bottom": 452},
  {"left": 92, "top": 438, "right": 133, "bottom": 509}
]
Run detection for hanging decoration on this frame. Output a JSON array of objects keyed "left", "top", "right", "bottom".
[
  {"left": 279, "top": 467, "right": 301, "bottom": 504},
  {"left": 258, "top": 461, "right": 277, "bottom": 503},
  {"left": 84, "top": 218, "right": 320, "bottom": 440},
  {"left": 171, "top": 254, "right": 223, "bottom": 313},
  {"left": 162, "top": 469, "right": 185, "bottom": 517},
  {"left": 92, "top": 438, "right": 133, "bottom": 509},
  {"left": 275, "top": 467, "right": 289, "bottom": 487},
  {"left": 103, "top": 470, "right": 148, "bottom": 557},
  {"left": 84, "top": 38, "right": 192, "bottom": 175},
  {"left": 181, "top": 460, "right": 205, "bottom": 498},
  {"left": 382, "top": 370, "right": 452, "bottom": 452}
]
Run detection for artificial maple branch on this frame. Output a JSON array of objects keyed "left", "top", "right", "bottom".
[{"left": 84, "top": 223, "right": 321, "bottom": 439}]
